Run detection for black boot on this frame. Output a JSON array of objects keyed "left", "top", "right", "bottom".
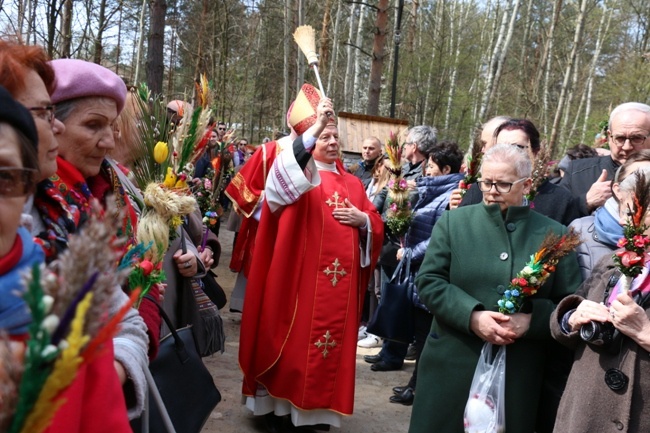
[{"left": 389, "top": 387, "right": 415, "bottom": 406}]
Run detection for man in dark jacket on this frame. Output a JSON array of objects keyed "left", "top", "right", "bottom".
[
  {"left": 560, "top": 102, "right": 650, "bottom": 217},
  {"left": 349, "top": 136, "right": 382, "bottom": 188}
]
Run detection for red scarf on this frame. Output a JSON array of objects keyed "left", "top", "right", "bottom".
[{"left": 33, "top": 157, "right": 93, "bottom": 263}]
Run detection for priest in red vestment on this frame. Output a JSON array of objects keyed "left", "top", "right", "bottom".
[
  {"left": 239, "top": 97, "right": 383, "bottom": 431},
  {"left": 224, "top": 84, "right": 325, "bottom": 312}
]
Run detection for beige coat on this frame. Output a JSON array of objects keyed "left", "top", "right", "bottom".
[{"left": 550, "top": 257, "right": 650, "bottom": 433}]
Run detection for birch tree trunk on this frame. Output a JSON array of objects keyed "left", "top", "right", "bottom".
[
  {"left": 540, "top": 0, "right": 563, "bottom": 135},
  {"left": 423, "top": 0, "right": 442, "bottom": 123},
  {"left": 352, "top": 3, "right": 366, "bottom": 112},
  {"left": 516, "top": 0, "right": 533, "bottom": 109},
  {"left": 344, "top": 2, "right": 358, "bottom": 111},
  {"left": 134, "top": 0, "right": 147, "bottom": 84},
  {"left": 283, "top": 0, "right": 291, "bottom": 126},
  {"left": 326, "top": 0, "right": 342, "bottom": 96},
  {"left": 582, "top": 2, "right": 612, "bottom": 142},
  {"left": 478, "top": 0, "right": 510, "bottom": 121},
  {"left": 485, "top": 0, "right": 521, "bottom": 117},
  {"left": 445, "top": 1, "right": 469, "bottom": 131},
  {"left": 560, "top": 53, "right": 580, "bottom": 145},
  {"left": 319, "top": 0, "right": 333, "bottom": 80},
  {"left": 296, "top": 0, "right": 305, "bottom": 92},
  {"left": 548, "top": 0, "right": 589, "bottom": 155},
  {"left": 367, "top": 0, "right": 388, "bottom": 116}
]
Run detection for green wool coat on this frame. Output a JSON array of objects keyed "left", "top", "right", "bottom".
[{"left": 408, "top": 204, "right": 582, "bottom": 433}]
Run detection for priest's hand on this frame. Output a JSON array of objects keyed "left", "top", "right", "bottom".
[
  {"left": 305, "top": 98, "right": 334, "bottom": 139},
  {"left": 332, "top": 198, "right": 367, "bottom": 227}
]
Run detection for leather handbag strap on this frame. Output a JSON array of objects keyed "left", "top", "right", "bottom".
[
  {"left": 143, "top": 295, "right": 189, "bottom": 362},
  {"left": 390, "top": 248, "right": 412, "bottom": 284}
]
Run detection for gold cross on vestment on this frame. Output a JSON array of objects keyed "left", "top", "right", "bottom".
[
  {"left": 324, "top": 258, "right": 347, "bottom": 286},
  {"left": 314, "top": 330, "right": 337, "bottom": 358},
  {"left": 325, "top": 191, "right": 345, "bottom": 208}
]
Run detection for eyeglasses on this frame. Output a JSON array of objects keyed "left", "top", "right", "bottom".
[
  {"left": 404, "top": 141, "right": 416, "bottom": 147},
  {"left": 609, "top": 133, "right": 650, "bottom": 147},
  {"left": 0, "top": 167, "right": 37, "bottom": 197},
  {"left": 218, "top": 127, "right": 226, "bottom": 131},
  {"left": 28, "top": 105, "right": 56, "bottom": 125},
  {"left": 477, "top": 177, "right": 527, "bottom": 193}
]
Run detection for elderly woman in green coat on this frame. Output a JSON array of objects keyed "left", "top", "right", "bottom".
[{"left": 408, "top": 143, "right": 582, "bottom": 433}]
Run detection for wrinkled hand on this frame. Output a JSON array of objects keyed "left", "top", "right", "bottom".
[
  {"left": 470, "top": 310, "right": 517, "bottom": 345},
  {"left": 567, "top": 299, "right": 609, "bottom": 331},
  {"left": 199, "top": 246, "right": 215, "bottom": 268},
  {"left": 332, "top": 198, "right": 367, "bottom": 227},
  {"left": 155, "top": 282, "right": 167, "bottom": 303},
  {"left": 406, "top": 180, "right": 417, "bottom": 191},
  {"left": 585, "top": 169, "right": 612, "bottom": 211},
  {"left": 316, "top": 98, "right": 334, "bottom": 126},
  {"left": 173, "top": 249, "right": 197, "bottom": 277},
  {"left": 449, "top": 185, "right": 463, "bottom": 210},
  {"left": 499, "top": 313, "right": 531, "bottom": 339},
  {"left": 396, "top": 248, "right": 404, "bottom": 261},
  {"left": 609, "top": 292, "right": 650, "bottom": 343}
]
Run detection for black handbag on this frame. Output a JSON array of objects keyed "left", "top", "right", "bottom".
[
  {"left": 366, "top": 250, "right": 415, "bottom": 344},
  {"left": 132, "top": 297, "right": 221, "bottom": 433}
]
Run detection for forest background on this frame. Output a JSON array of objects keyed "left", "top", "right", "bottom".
[{"left": 1, "top": 0, "right": 649, "bottom": 157}]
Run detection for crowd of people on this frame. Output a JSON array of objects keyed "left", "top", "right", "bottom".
[{"left": 2, "top": 37, "right": 650, "bottom": 433}]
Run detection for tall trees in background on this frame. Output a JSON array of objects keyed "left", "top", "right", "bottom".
[{"left": 4, "top": 0, "right": 650, "bottom": 154}]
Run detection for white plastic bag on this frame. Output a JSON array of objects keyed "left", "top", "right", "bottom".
[{"left": 464, "top": 342, "right": 506, "bottom": 433}]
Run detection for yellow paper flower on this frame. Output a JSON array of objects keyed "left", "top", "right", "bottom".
[{"left": 153, "top": 141, "right": 169, "bottom": 164}]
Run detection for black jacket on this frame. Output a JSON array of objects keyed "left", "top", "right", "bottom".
[
  {"left": 558, "top": 155, "right": 619, "bottom": 217},
  {"left": 459, "top": 179, "right": 579, "bottom": 226}
]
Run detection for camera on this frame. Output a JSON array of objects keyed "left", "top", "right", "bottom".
[{"left": 580, "top": 321, "right": 620, "bottom": 348}]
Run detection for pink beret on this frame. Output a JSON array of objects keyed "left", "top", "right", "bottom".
[{"left": 50, "top": 59, "right": 127, "bottom": 114}]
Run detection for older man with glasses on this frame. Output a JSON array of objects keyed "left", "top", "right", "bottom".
[{"left": 560, "top": 102, "right": 650, "bottom": 218}]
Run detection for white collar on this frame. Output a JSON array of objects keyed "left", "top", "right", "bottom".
[{"left": 315, "top": 160, "right": 339, "bottom": 174}]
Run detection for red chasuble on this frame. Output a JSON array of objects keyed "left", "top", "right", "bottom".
[
  {"left": 239, "top": 162, "right": 383, "bottom": 414},
  {"left": 225, "top": 139, "right": 282, "bottom": 275}
]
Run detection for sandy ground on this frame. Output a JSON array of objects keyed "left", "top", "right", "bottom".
[{"left": 199, "top": 223, "right": 413, "bottom": 433}]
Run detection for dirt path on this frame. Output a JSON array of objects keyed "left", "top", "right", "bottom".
[{"left": 200, "top": 223, "right": 413, "bottom": 433}]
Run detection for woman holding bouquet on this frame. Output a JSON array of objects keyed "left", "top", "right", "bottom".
[
  {"left": 550, "top": 169, "right": 650, "bottom": 433},
  {"left": 408, "top": 144, "right": 582, "bottom": 433},
  {"left": 0, "top": 41, "right": 149, "bottom": 426}
]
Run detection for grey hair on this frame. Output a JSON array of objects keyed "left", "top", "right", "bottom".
[
  {"left": 618, "top": 167, "right": 650, "bottom": 196},
  {"left": 408, "top": 125, "right": 438, "bottom": 155},
  {"left": 481, "top": 143, "right": 532, "bottom": 178},
  {"left": 55, "top": 96, "right": 116, "bottom": 122},
  {"left": 609, "top": 102, "right": 650, "bottom": 129}
]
